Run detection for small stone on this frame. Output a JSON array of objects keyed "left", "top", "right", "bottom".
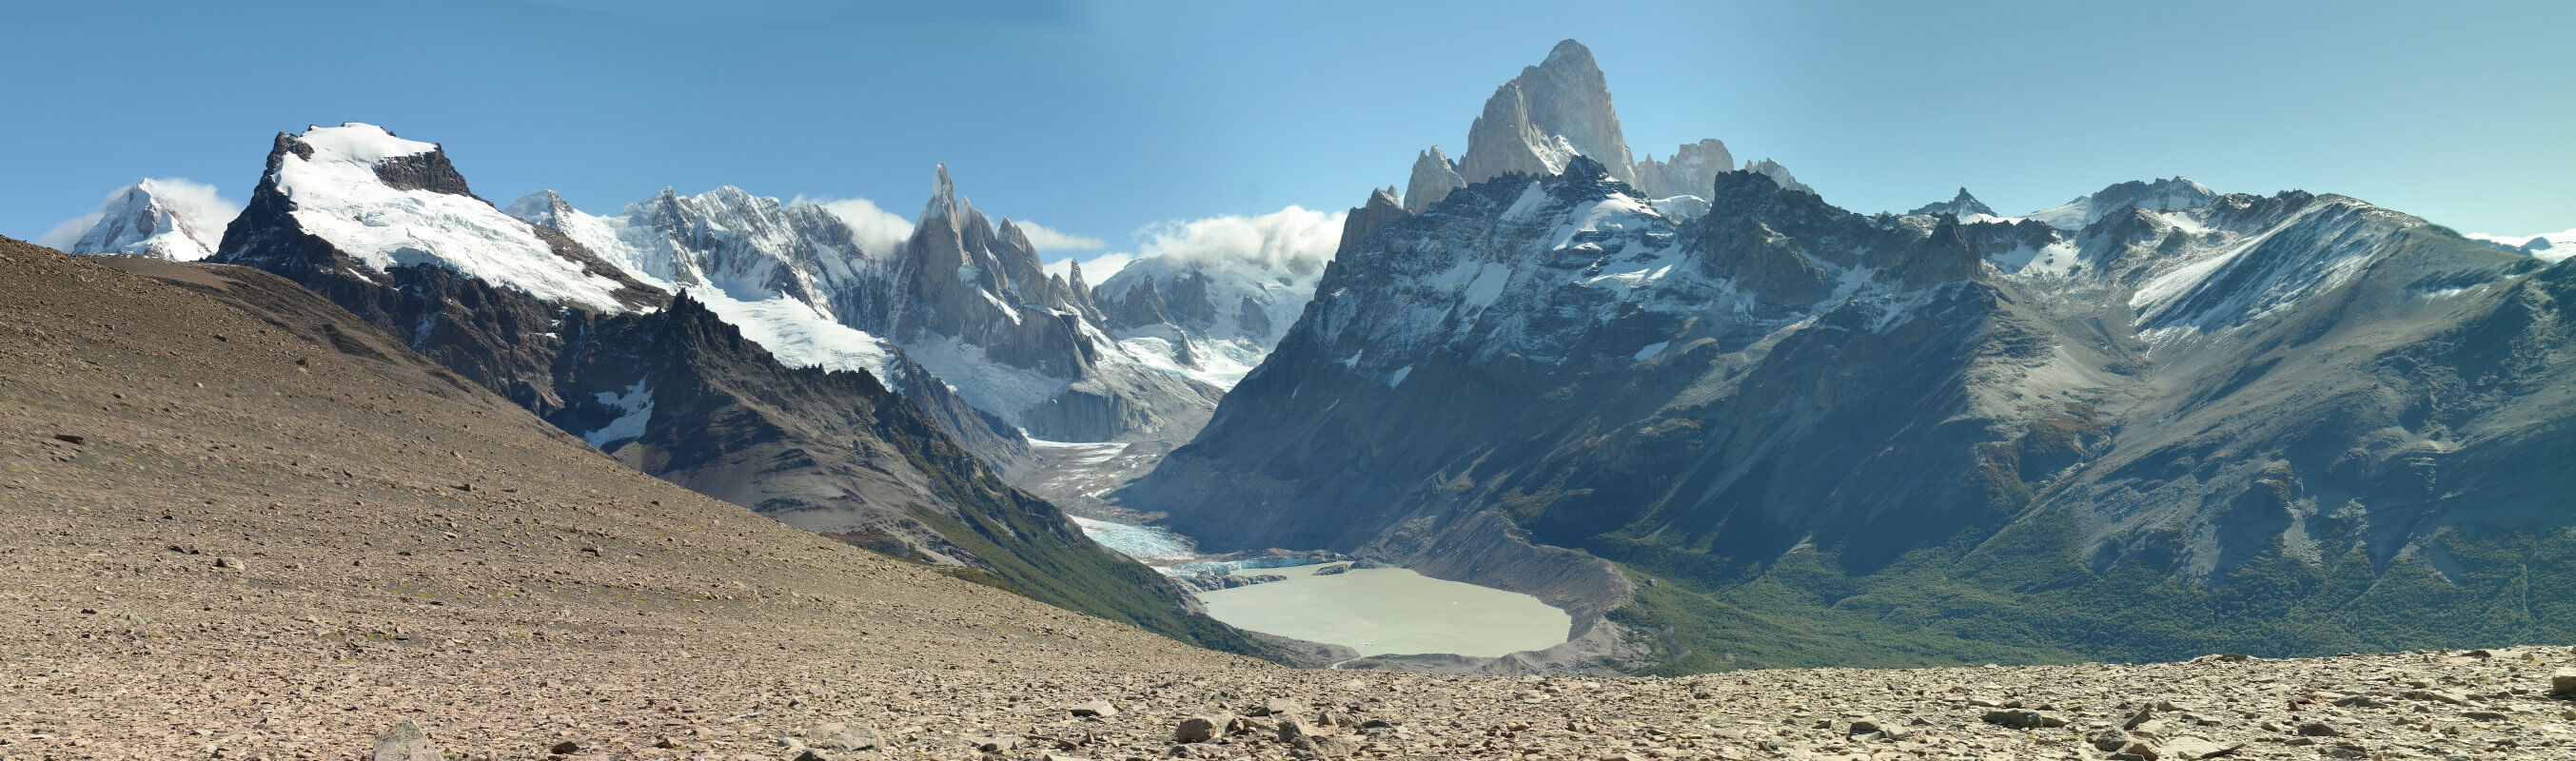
[
  {"left": 1253, "top": 696, "right": 1307, "bottom": 717},
  {"left": 214, "top": 556, "right": 246, "bottom": 570},
  {"left": 963, "top": 735, "right": 1015, "bottom": 752},
  {"left": 2294, "top": 721, "right": 2341, "bottom": 737},
  {"left": 371, "top": 720, "right": 439, "bottom": 761},
  {"left": 2551, "top": 668, "right": 2576, "bottom": 694},
  {"left": 1068, "top": 699, "right": 1117, "bottom": 718},
  {"left": 548, "top": 740, "right": 580, "bottom": 754}
]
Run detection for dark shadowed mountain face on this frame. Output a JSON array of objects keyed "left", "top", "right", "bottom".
[{"left": 1126, "top": 140, "right": 2576, "bottom": 668}]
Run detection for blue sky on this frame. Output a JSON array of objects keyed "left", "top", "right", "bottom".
[{"left": 6, "top": 0, "right": 2570, "bottom": 255}]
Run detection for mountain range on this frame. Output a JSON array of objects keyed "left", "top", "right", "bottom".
[
  {"left": 1122, "top": 39, "right": 2576, "bottom": 672},
  {"left": 43, "top": 38, "right": 2576, "bottom": 676}
]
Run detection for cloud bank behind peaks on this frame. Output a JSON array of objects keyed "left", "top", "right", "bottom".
[
  {"left": 798, "top": 195, "right": 916, "bottom": 257},
  {"left": 1129, "top": 205, "right": 1345, "bottom": 276},
  {"left": 1043, "top": 205, "right": 1346, "bottom": 283},
  {"left": 1012, "top": 221, "right": 1107, "bottom": 251}
]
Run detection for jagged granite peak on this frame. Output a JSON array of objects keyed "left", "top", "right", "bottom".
[
  {"left": 1456, "top": 40, "right": 1636, "bottom": 185},
  {"left": 1403, "top": 145, "right": 1466, "bottom": 213},
  {"left": 1630, "top": 138, "right": 1736, "bottom": 202},
  {"left": 1908, "top": 187, "right": 2000, "bottom": 219},
  {"left": 64, "top": 179, "right": 231, "bottom": 262},
  {"left": 2025, "top": 176, "right": 2218, "bottom": 230},
  {"left": 500, "top": 183, "right": 1038, "bottom": 471},
  {"left": 1741, "top": 157, "right": 1818, "bottom": 197}
]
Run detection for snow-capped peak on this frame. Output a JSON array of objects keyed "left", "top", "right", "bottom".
[
  {"left": 2024, "top": 177, "right": 2217, "bottom": 231},
  {"left": 293, "top": 123, "right": 437, "bottom": 165},
  {"left": 501, "top": 189, "right": 577, "bottom": 228},
  {"left": 250, "top": 123, "right": 643, "bottom": 313},
  {"left": 57, "top": 178, "right": 238, "bottom": 262}
]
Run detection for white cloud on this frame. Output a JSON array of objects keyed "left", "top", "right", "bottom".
[
  {"left": 35, "top": 211, "right": 103, "bottom": 250},
  {"left": 1129, "top": 205, "right": 1346, "bottom": 277},
  {"left": 1012, "top": 221, "right": 1107, "bottom": 251},
  {"left": 38, "top": 178, "right": 240, "bottom": 252},
  {"left": 2468, "top": 227, "right": 2576, "bottom": 263},
  {"left": 1040, "top": 205, "right": 1346, "bottom": 286},
  {"left": 798, "top": 195, "right": 915, "bottom": 256}
]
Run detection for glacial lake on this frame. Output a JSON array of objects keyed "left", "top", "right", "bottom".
[{"left": 1194, "top": 562, "right": 1572, "bottom": 658}]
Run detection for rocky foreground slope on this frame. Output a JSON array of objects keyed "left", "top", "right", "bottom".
[{"left": 7, "top": 235, "right": 2576, "bottom": 760}]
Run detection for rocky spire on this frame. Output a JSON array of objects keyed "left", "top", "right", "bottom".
[
  {"left": 1907, "top": 187, "right": 1998, "bottom": 219},
  {"left": 922, "top": 164, "right": 960, "bottom": 224},
  {"left": 1456, "top": 40, "right": 1636, "bottom": 185},
  {"left": 1403, "top": 145, "right": 1466, "bottom": 213},
  {"left": 1631, "top": 138, "right": 1736, "bottom": 200},
  {"left": 1336, "top": 186, "right": 1409, "bottom": 258},
  {"left": 1743, "top": 158, "right": 1817, "bottom": 197}
]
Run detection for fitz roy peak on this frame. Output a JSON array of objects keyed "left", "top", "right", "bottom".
[
  {"left": 1125, "top": 39, "right": 2576, "bottom": 671},
  {"left": 193, "top": 123, "right": 1242, "bottom": 649}
]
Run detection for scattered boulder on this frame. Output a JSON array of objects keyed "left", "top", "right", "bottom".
[
  {"left": 2553, "top": 668, "right": 2576, "bottom": 694},
  {"left": 1277, "top": 718, "right": 1329, "bottom": 743},
  {"left": 371, "top": 720, "right": 439, "bottom": 761},
  {"left": 1251, "top": 696, "right": 1307, "bottom": 717},
  {"left": 547, "top": 739, "right": 580, "bottom": 754},
  {"left": 1175, "top": 714, "right": 1229, "bottom": 743},
  {"left": 809, "top": 722, "right": 882, "bottom": 751},
  {"left": 1068, "top": 699, "right": 1118, "bottom": 718},
  {"left": 1312, "top": 564, "right": 1352, "bottom": 576},
  {"left": 1981, "top": 709, "right": 2067, "bottom": 730},
  {"left": 214, "top": 556, "right": 246, "bottom": 570}
]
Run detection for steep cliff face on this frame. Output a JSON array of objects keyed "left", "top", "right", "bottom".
[
  {"left": 1403, "top": 145, "right": 1467, "bottom": 213},
  {"left": 1457, "top": 40, "right": 1636, "bottom": 185}
]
